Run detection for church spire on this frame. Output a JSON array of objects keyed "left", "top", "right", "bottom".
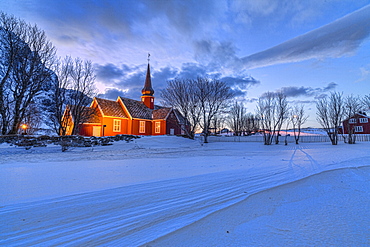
[
  {"left": 141, "top": 53, "right": 155, "bottom": 109},
  {"left": 141, "top": 62, "right": 154, "bottom": 96}
]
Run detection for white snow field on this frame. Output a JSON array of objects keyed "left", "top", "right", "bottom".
[{"left": 1, "top": 136, "right": 369, "bottom": 246}]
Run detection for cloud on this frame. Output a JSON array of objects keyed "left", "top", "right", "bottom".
[
  {"left": 14, "top": 0, "right": 227, "bottom": 65},
  {"left": 323, "top": 82, "right": 337, "bottom": 91},
  {"left": 279, "top": 86, "right": 316, "bottom": 97},
  {"left": 355, "top": 64, "right": 370, "bottom": 82},
  {"left": 95, "top": 63, "right": 132, "bottom": 81},
  {"left": 230, "top": 0, "right": 279, "bottom": 25},
  {"left": 5, "top": 0, "right": 369, "bottom": 74},
  {"left": 260, "top": 82, "right": 337, "bottom": 98},
  {"left": 241, "top": 4, "right": 370, "bottom": 69},
  {"left": 229, "top": 0, "right": 345, "bottom": 27},
  {"left": 193, "top": 40, "right": 242, "bottom": 71},
  {"left": 95, "top": 62, "right": 260, "bottom": 101},
  {"left": 289, "top": 100, "right": 317, "bottom": 104},
  {"left": 98, "top": 88, "right": 128, "bottom": 100}
]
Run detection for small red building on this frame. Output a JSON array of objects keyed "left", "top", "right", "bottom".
[
  {"left": 62, "top": 63, "right": 188, "bottom": 137},
  {"left": 341, "top": 113, "right": 370, "bottom": 134}
]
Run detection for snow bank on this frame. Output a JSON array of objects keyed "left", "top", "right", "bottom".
[
  {"left": 1, "top": 136, "right": 369, "bottom": 246},
  {"left": 148, "top": 166, "right": 370, "bottom": 246}
]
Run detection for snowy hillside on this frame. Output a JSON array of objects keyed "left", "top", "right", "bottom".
[{"left": 1, "top": 136, "right": 369, "bottom": 246}]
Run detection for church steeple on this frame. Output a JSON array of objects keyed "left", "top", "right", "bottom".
[{"left": 141, "top": 53, "right": 155, "bottom": 109}]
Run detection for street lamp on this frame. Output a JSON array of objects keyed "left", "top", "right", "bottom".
[{"left": 21, "top": 124, "right": 27, "bottom": 135}]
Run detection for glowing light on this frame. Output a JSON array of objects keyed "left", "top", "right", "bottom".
[{"left": 21, "top": 124, "right": 27, "bottom": 130}]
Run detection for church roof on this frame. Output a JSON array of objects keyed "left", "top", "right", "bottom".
[
  {"left": 119, "top": 97, "right": 153, "bottom": 119},
  {"left": 173, "top": 109, "right": 188, "bottom": 125},
  {"left": 91, "top": 97, "right": 174, "bottom": 120},
  {"left": 95, "top": 97, "right": 127, "bottom": 118},
  {"left": 83, "top": 107, "right": 101, "bottom": 123},
  {"left": 153, "top": 107, "right": 171, "bottom": 119},
  {"left": 66, "top": 105, "right": 101, "bottom": 124}
]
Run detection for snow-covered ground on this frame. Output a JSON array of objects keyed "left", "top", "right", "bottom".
[{"left": 1, "top": 136, "right": 369, "bottom": 246}]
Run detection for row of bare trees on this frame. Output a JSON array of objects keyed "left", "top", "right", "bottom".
[
  {"left": 227, "top": 101, "right": 259, "bottom": 136},
  {"left": 0, "top": 12, "right": 96, "bottom": 135},
  {"left": 316, "top": 92, "right": 370, "bottom": 145},
  {"left": 162, "top": 79, "right": 311, "bottom": 145},
  {"left": 256, "top": 92, "right": 289, "bottom": 145},
  {"left": 256, "top": 92, "right": 308, "bottom": 145},
  {"left": 161, "top": 78, "right": 234, "bottom": 143}
]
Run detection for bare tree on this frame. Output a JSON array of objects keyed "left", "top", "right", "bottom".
[
  {"left": 363, "top": 94, "right": 370, "bottom": 112},
  {"left": 257, "top": 92, "right": 275, "bottom": 145},
  {"left": 50, "top": 56, "right": 73, "bottom": 135},
  {"left": 22, "top": 101, "right": 43, "bottom": 134},
  {"left": 316, "top": 92, "right": 344, "bottom": 145},
  {"left": 291, "top": 104, "right": 309, "bottom": 144},
  {"left": 343, "top": 95, "right": 362, "bottom": 144},
  {"left": 244, "top": 113, "right": 259, "bottom": 135},
  {"left": 0, "top": 12, "right": 56, "bottom": 134},
  {"left": 196, "top": 78, "right": 234, "bottom": 143},
  {"left": 211, "top": 112, "right": 227, "bottom": 135},
  {"left": 66, "top": 58, "right": 97, "bottom": 135},
  {"left": 161, "top": 79, "right": 201, "bottom": 139},
  {"left": 274, "top": 92, "right": 289, "bottom": 144},
  {"left": 228, "top": 101, "right": 246, "bottom": 136},
  {"left": 0, "top": 12, "right": 19, "bottom": 134},
  {"left": 256, "top": 92, "right": 289, "bottom": 145}
]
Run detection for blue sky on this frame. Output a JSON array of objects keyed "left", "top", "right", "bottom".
[{"left": 1, "top": 0, "right": 370, "bottom": 127}]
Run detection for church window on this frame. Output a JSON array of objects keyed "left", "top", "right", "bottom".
[
  {"left": 139, "top": 121, "right": 145, "bottom": 133},
  {"left": 155, "top": 122, "right": 161, "bottom": 133},
  {"left": 113, "top": 119, "right": 121, "bottom": 132}
]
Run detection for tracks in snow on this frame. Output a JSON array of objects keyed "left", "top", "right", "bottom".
[{"left": 2, "top": 165, "right": 293, "bottom": 246}]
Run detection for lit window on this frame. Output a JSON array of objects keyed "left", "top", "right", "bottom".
[
  {"left": 113, "top": 119, "right": 121, "bottom": 132},
  {"left": 359, "top": 118, "right": 368, "bottom": 123},
  {"left": 139, "top": 121, "right": 145, "bottom": 133},
  {"left": 355, "top": 126, "right": 363, "bottom": 132},
  {"left": 155, "top": 122, "right": 161, "bottom": 133},
  {"left": 349, "top": 118, "right": 356, "bottom": 124}
]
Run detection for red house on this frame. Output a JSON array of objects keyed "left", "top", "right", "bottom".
[
  {"left": 341, "top": 113, "right": 370, "bottom": 134},
  {"left": 62, "top": 63, "right": 188, "bottom": 137}
]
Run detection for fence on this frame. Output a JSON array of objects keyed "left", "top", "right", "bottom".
[{"left": 207, "top": 134, "right": 370, "bottom": 143}]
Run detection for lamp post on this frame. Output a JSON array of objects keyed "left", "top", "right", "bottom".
[
  {"left": 292, "top": 115, "right": 298, "bottom": 144},
  {"left": 284, "top": 117, "right": 290, "bottom": 146},
  {"left": 21, "top": 124, "right": 27, "bottom": 135}
]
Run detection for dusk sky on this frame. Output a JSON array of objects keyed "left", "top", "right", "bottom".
[{"left": 1, "top": 0, "right": 370, "bottom": 127}]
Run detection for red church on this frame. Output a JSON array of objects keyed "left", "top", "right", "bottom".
[{"left": 62, "top": 62, "right": 188, "bottom": 137}]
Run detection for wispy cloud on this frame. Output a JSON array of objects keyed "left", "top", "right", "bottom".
[
  {"left": 259, "top": 82, "right": 337, "bottom": 99},
  {"left": 241, "top": 4, "right": 370, "bottom": 69},
  {"left": 356, "top": 64, "right": 370, "bottom": 82},
  {"left": 193, "top": 40, "right": 242, "bottom": 72}
]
